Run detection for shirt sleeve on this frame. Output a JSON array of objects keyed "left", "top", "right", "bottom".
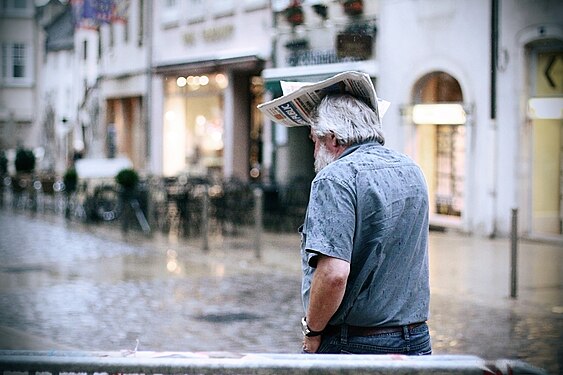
[{"left": 303, "top": 176, "right": 356, "bottom": 267}]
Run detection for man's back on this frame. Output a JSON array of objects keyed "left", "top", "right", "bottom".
[{"left": 303, "top": 141, "right": 430, "bottom": 327}]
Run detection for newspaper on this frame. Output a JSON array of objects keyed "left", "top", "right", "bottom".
[{"left": 257, "top": 71, "right": 390, "bottom": 127}]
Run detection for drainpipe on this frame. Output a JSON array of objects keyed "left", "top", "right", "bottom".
[
  {"left": 145, "top": 0, "right": 153, "bottom": 172},
  {"left": 489, "top": 0, "right": 499, "bottom": 238}
]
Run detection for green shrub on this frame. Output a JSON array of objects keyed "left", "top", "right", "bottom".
[
  {"left": 0, "top": 151, "right": 7, "bottom": 175},
  {"left": 115, "top": 168, "right": 139, "bottom": 190},
  {"left": 14, "top": 148, "right": 35, "bottom": 173},
  {"left": 63, "top": 167, "right": 78, "bottom": 193}
]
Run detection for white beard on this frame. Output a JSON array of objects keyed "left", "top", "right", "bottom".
[{"left": 314, "top": 142, "right": 338, "bottom": 173}]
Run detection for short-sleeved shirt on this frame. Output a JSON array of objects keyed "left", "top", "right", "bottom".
[{"left": 300, "top": 141, "right": 430, "bottom": 327}]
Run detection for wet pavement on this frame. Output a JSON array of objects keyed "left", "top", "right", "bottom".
[{"left": 0, "top": 208, "right": 561, "bottom": 374}]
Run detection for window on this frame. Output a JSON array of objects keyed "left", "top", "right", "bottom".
[
  {"left": 0, "top": 0, "right": 31, "bottom": 16},
  {"left": 1, "top": 42, "right": 30, "bottom": 84},
  {"left": 12, "top": 43, "right": 25, "bottom": 78},
  {"left": 186, "top": 0, "right": 204, "bottom": 23},
  {"left": 161, "top": 0, "right": 180, "bottom": 27}
]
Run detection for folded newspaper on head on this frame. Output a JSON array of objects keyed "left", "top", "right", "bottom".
[{"left": 257, "top": 71, "right": 390, "bottom": 127}]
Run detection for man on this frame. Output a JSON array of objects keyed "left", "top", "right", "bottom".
[{"left": 299, "top": 92, "right": 431, "bottom": 355}]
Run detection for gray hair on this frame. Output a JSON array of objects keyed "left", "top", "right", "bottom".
[{"left": 310, "top": 94, "right": 385, "bottom": 146}]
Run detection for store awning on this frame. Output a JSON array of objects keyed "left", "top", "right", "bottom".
[
  {"left": 262, "top": 61, "right": 378, "bottom": 97},
  {"left": 154, "top": 53, "right": 266, "bottom": 76}
]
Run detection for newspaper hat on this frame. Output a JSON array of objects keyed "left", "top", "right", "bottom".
[{"left": 257, "top": 71, "right": 390, "bottom": 128}]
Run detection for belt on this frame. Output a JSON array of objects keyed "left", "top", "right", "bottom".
[{"left": 323, "top": 321, "right": 426, "bottom": 337}]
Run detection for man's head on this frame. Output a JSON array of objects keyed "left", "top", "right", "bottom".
[
  {"left": 309, "top": 94, "right": 385, "bottom": 172},
  {"left": 311, "top": 93, "right": 385, "bottom": 147}
]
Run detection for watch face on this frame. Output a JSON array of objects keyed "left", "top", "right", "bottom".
[{"left": 301, "top": 317, "right": 308, "bottom": 335}]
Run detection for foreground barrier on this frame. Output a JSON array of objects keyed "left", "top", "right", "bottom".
[{"left": 0, "top": 350, "right": 547, "bottom": 375}]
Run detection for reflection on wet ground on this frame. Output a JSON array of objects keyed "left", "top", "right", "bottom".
[{"left": 0, "top": 209, "right": 561, "bottom": 374}]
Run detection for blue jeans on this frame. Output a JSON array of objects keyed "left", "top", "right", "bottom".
[{"left": 314, "top": 322, "right": 432, "bottom": 355}]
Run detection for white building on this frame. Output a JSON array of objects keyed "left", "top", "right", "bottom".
[
  {"left": 25, "top": 0, "right": 563, "bottom": 241},
  {"left": 0, "top": 0, "right": 39, "bottom": 162},
  {"left": 378, "top": 0, "right": 562, "bottom": 240},
  {"left": 97, "top": 0, "right": 150, "bottom": 170},
  {"left": 149, "top": 0, "right": 272, "bottom": 181}
]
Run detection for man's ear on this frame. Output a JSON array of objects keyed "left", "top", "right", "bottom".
[{"left": 329, "top": 132, "right": 339, "bottom": 147}]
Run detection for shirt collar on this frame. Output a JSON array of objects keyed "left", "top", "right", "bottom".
[{"left": 338, "top": 140, "right": 380, "bottom": 160}]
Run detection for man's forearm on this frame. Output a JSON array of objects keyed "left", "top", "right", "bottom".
[{"left": 306, "top": 255, "right": 350, "bottom": 332}]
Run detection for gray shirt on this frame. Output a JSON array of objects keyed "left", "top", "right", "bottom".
[{"left": 300, "top": 141, "right": 430, "bottom": 327}]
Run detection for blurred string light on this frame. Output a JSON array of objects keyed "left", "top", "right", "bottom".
[{"left": 175, "top": 74, "right": 229, "bottom": 89}]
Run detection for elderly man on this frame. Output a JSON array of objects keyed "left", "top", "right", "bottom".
[
  {"left": 258, "top": 72, "right": 431, "bottom": 355},
  {"left": 298, "top": 90, "right": 431, "bottom": 355}
]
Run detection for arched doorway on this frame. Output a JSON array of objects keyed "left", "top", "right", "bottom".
[{"left": 411, "top": 71, "right": 467, "bottom": 226}]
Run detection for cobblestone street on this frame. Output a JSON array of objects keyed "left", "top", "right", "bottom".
[{"left": 0, "top": 209, "right": 561, "bottom": 374}]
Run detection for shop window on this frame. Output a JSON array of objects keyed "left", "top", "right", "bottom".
[
  {"left": 163, "top": 73, "right": 229, "bottom": 177},
  {"left": 435, "top": 125, "right": 465, "bottom": 216}
]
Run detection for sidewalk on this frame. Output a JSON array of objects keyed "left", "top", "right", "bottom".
[
  {"left": 0, "top": 210, "right": 561, "bottom": 374},
  {"left": 101, "top": 221, "right": 563, "bottom": 374}
]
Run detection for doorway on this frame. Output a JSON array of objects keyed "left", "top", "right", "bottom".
[{"left": 411, "top": 71, "right": 466, "bottom": 224}]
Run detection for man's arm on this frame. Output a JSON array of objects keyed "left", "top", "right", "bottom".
[{"left": 303, "top": 254, "right": 350, "bottom": 353}]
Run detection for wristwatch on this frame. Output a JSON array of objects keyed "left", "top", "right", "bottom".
[{"left": 301, "top": 317, "right": 323, "bottom": 337}]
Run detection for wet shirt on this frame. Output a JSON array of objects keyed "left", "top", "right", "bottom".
[{"left": 300, "top": 141, "right": 430, "bottom": 327}]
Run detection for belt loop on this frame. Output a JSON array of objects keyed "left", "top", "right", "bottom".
[
  {"left": 340, "top": 325, "right": 348, "bottom": 345},
  {"left": 402, "top": 325, "right": 410, "bottom": 341}
]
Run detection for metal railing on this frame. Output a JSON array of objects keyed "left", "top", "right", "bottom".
[{"left": 0, "top": 350, "right": 548, "bottom": 375}]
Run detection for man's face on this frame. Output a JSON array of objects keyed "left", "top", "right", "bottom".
[{"left": 310, "top": 131, "right": 338, "bottom": 173}]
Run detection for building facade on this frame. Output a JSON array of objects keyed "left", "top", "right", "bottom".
[
  {"left": 0, "top": 0, "right": 39, "bottom": 169},
  {"left": 149, "top": 0, "right": 271, "bottom": 182},
  {"left": 97, "top": 0, "right": 150, "bottom": 170},
  {"left": 6, "top": 0, "right": 561, "bottom": 241},
  {"left": 378, "top": 0, "right": 562, "bottom": 240},
  {"left": 263, "top": 0, "right": 380, "bottom": 186}
]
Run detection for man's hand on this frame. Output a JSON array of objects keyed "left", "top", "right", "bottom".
[{"left": 303, "top": 335, "right": 322, "bottom": 353}]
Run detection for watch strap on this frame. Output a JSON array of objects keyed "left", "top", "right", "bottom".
[{"left": 302, "top": 317, "right": 323, "bottom": 337}]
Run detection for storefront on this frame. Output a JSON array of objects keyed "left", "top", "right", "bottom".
[
  {"left": 525, "top": 46, "right": 562, "bottom": 239},
  {"left": 405, "top": 71, "right": 471, "bottom": 229},
  {"left": 155, "top": 56, "right": 265, "bottom": 181}
]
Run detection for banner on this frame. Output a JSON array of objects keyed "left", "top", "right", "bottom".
[{"left": 71, "top": 0, "right": 117, "bottom": 29}]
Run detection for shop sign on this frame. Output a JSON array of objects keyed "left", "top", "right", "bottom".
[
  {"left": 183, "top": 32, "right": 196, "bottom": 45},
  {"left": 203, "top": 24, "right": 234, "bottom": 42},
  {"left": 336, "top": 33, "right": 373, "bottom": 60},
  {"left": 286, "top": 49, "right": 360, "bottom": 67}
]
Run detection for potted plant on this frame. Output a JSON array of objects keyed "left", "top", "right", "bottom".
[
  {"left": 12, "top": 148, "right": 35, "bottom": 196},
  {"left": 14, "top": 148, "right": 35, "bottom": 174},
  {"left": 0, "top": 151, "right": 7, "bottom": 176},
  {"left": 115, "top": 168, "right": 139, "bottom": 193},
  {"left": 63, "top": 167, "right": 78, "bottom": 219},
  {"left": 63, "top": 167, "right": 78, "bottom": 194},
  {"left": 115, "top": 168, "right": 141, "bottom": 233},
  {"left": 342, "top": 0, "right": 363, "bottom": 16},
  {"left": 285, "top": 0, "right": 305, "bottom": 26}
]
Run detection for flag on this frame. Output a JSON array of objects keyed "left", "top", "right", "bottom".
[{"left": 71, "top": 0, "right": 116, "bottom": 29}]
